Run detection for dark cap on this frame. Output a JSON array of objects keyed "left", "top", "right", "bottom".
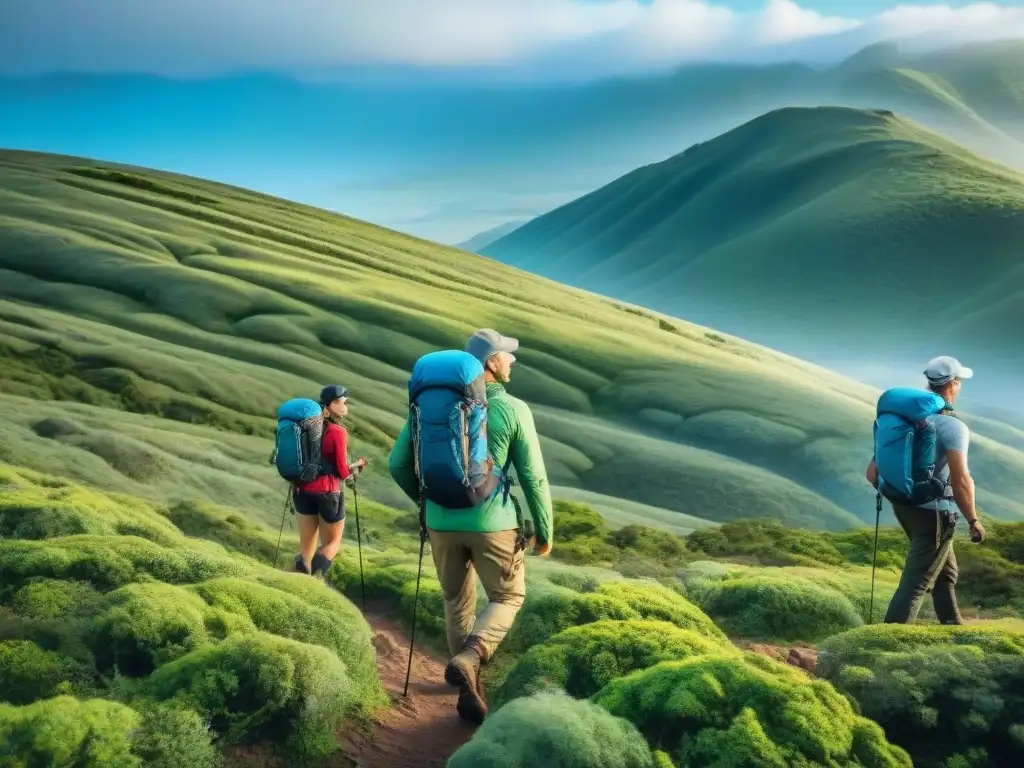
[
  {"left": 319, "top": 384, "right": 349, "bottom": 405},
  {"left": 465, "top": 328, "right": 519, "bottom": 364}
]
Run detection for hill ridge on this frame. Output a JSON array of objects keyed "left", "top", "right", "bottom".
[{"left": 482, "top": 105, "right": 1024, "bottom": 415}]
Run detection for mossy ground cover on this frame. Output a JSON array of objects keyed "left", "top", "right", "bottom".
[{"left": 0, "top": 462, "right": 386, "bottom": 766}]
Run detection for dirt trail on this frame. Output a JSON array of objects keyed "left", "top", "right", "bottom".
[{"left": 338, "top": 605, "right": 476, "bottom": 768}]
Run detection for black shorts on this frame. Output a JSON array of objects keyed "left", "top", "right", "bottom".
[{"left": 292, "top": 490, "right": 345, "bottom": 524}]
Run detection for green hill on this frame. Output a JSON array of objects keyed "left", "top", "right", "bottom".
[
  {"left": 482, "top": 106, "right": 1024, "bottom": 417},
  {"left": 1, "top": 147, "right": 1023, "bottom": 530},
  {"left": 2, "top": 149, "right": 1024, "bottom": 768}
]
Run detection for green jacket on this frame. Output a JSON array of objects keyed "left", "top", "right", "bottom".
[{"left": 387, "top": 382, "right": 554, "bottom": 544}]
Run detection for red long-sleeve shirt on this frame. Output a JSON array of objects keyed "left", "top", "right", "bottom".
[{"left": 297, "top": 421, "right": 352, "bottom": 494}]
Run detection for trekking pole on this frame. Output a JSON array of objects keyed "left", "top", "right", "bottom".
[
  {"left": 352, "top": 479, "right": 366, "bottom": 613},
  {"left": 273, "top": 488, "right": 291, "bottom": 568},
  {"left": 403, "top": 524, "right": 427, "bottom": 698},
  {"left": 868, "top": 492, "right": 882, "bottom": 624}
]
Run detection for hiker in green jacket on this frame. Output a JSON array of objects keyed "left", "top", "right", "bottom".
[{"left": 388, "top": 328, "right": 554, "bottom": 724}]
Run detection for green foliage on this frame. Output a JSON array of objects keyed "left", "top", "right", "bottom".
[
  {"left": 129, "top": 701, "right": 222, "bottom": 768},
  {"left": 90, "top": 582, "right": 221, "bottom": 676},
  {"left": 689, "top": 574, "right": 864, "bottom": 642},
  {"left": 593, "top": 653, "right": 913, "bottom": 768},
  {"left": 551, "top": 499, "right": 693, "bottom": 571},
  {"left": 592, "top": 581, "right": 727, "bottom": 641},
  {"left": 447, "top": 689, "right": 657, "bottom": 768},
  {"left": 688, "top": 518, "right": 848, "bottom": 567},
  {"left": 0, "top": 695, "right": 219, "bottom": 768},
  {"left": 0, "top": 640, "right": 92, "bottom": 704},
  {"left": 0, "top": 466, "right": 384, "bottom": 763},
  {"left": 493, "top": 620, "right": 731, "bottom": 707},
  {"left": 819, "top": 624, "right": 1024, "bottom": 768},
  {"left": 0, "top": 695, "right": 142, "bottom": 767},
  {"left": 144, "top": 631, "right": 355, "bottom": 757}
]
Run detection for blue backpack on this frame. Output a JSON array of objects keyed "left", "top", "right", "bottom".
[
  {"left": 872, "top": 387, "right": 950, "bottom": 505},
  {"left": 407, "top": 349, "right": 505, "bottom": 509},
  {"left": 271, "top": 398, "right": 329, "bottom": 485}
]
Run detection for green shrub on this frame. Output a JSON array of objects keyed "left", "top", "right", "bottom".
[
  {"left": 189, "top": 576, "right": 382, "bottom": 708},
  {"left": 687, "top": 518, "right": 847, "bottom": 567},
  {"left": 144, "top": 631, "right": 356, "bottom": 758},
  {"left": 502, "top": 585, "right": 640, "bottom": 653},
  {"left": 0, "top": 696, "right": 218, "bottom": 768},
  {"left": 447, "top": 689, "right": 657, "bottom": 768},
  {"left": 689, "top": 574, "right": 863, "bottom": 642},
  {"left": 593, "top": 653, "right": 912, "bottom": 768},
  {"left": 0, "top": 695, "right": 142, "bottom": 767},
  {"left": 130, "top": 700, "right": 221, "bottom": 768},
  {"left": 7, "top": 577, "right": 103, "bottom": 620},
  {"left": 493, "top": 619, "right": 732, "bottom": 707},
  {"left": 0, "top": 640, "right": 92, "bottom": 704},
  {"left": 90, "top": 582, "right": 221, "bottom": 676},
  {"left": 0, "top": 534, "right": 248, "bottom": 592},
  {"left": 593, "top": 581, "right": 727, "bottom": 641},
  {"left": 819, "top": 624, "right": 1024, "bottom": 767}
]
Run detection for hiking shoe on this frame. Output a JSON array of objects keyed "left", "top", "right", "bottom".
[
  {"left": 445, "top": 648, "right": 487, "bottom": 724},
  {"left": 294, "top": 554, "right": 311, "bottom": 575},
  {"left": 310, "top": 552, "right": 333, "bottom": 578}
]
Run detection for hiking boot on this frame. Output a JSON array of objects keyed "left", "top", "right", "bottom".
[
  {"left": 294, "top": 554, "right": 311, "bottom": 575},
  {"left": 445, "top": 644, "right": 487, "bottom": 724},
  {"left": 310, "top": 552, "right": 333, "bottom": 578}
]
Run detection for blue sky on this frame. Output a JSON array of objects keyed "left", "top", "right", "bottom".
[{"left": 3, "top": 1, "right": 1024, "bottom": 80}]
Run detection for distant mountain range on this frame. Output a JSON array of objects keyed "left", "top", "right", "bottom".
[
  {"left": 3, "top": 39, "right": 1024, "bottom": 243},
  {"left": 482, "top": 105, "right": 1024, "bottom": 417},
  {"left": 456, "top": 220, "right": 527, "bottom": 253}
]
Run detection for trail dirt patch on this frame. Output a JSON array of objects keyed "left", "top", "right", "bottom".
[{"left": 338, "top": 606, "right": 477, "bottom": 768}]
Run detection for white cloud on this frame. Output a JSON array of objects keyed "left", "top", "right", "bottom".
[
  {"left": 874, "top": 2, "right": 1024, "bottom": 38},
  {"left": 1, "top": 1, "right": 1024, "bottom": 77},
  {"left": 757, "top": 0, "right": 861, "bottom": 45}
]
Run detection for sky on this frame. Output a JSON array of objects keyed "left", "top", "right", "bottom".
[{"left": 3, "top": 1, "right": 1024, "bottom": 80}]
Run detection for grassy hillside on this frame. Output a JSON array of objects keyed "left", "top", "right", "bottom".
[
  {"left": 2, "top": 147, "right": 985, "bottom": 532},
  {"left": 0, "top": 152, "right": 1021, "bottom": 767},
  {"left": 483, "top": 106, "right": 1024, "bottom": 416}
]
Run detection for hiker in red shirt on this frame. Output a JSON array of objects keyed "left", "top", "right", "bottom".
[{"left": 294, "top": 385, "right": 367, "bottom": 576}]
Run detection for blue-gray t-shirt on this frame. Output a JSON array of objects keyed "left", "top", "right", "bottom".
[{"left": 921, "top": 414, "right": 970, "bottom": 510}]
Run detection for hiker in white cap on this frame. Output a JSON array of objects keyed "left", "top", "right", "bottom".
[{"left": 867, "top": 356, "right": 986, "bottom": 625}]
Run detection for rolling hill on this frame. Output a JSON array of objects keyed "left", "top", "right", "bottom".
[
  {"left": 482, "top": 106, "right": 1024, "bottom": 417},
  {"left": 2, "top": 147, "right": 1024, "bottom": 533},
  {"left": 4, "top": 40, "right": 1024, "bottom": 243}
]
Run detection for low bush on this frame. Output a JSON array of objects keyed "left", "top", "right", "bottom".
[
  {"left": 144, "top": 631, "right": 354, "bottom": 758},
  {"left": 0, "top": 695, "right": 219, "bottom": 768},
  {"left": 819, "top": 624, "right": 1024, "bottom": 767},
  {"left": 551, "top": 500, "right": 693, "bottom": 569},
  {"left": 593, "top": 581, "right": 727, "bottom": 641},
  {"left": 0, "top": 466, "right": 384, "bottom": 764},
  {"left": 447, "top": 689, "right": 658, "bottom": 768},
  {"left": 689, "top": 574, "right": 864, "bottom": 642},
  {"left": 0, "top": 695, "right": 142, "bottom": 767},
  {"left": 0, "top": 640, "right": 92, "bottom": 704},
  {"left": 493, "top": 619, "right": 732, "bottom": 708},
  {"left": 593, "top": 653, "right": 913, "bottom": 768}
]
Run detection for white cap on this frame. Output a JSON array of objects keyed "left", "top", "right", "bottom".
[{"left": 924, "top": 356, "right": 973, "bottom": 385}]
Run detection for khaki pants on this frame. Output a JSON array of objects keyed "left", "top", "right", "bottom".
[
  {"left": 427, "top": 528, "right": 526, "bottom": 662},
  {"left": 884, "top": 503, "right": 962, "bottom": 625}
]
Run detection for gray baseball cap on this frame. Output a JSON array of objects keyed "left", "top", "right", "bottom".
[
  {"left": 466, "top": 328, "right": 519, "bottom": 364},
  {"left": 924, "top": 356, "right": 973, "bottom": 385}
]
